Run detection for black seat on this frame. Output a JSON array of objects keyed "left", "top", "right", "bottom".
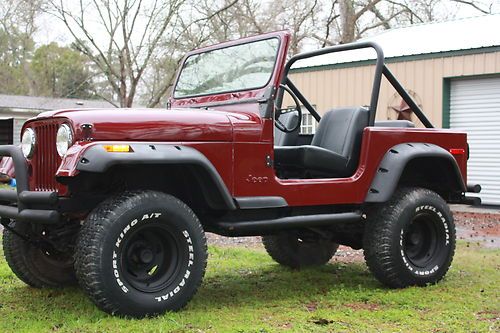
[
  {"left": 274, "top": 111, "right": 300, "bottom": 146},
  {"left": 274, "top": 107, "right": 369, "bottom": 178}
]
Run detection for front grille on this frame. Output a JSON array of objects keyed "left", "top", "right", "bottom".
[{"left": 31, "top": 122, "right": 61, "bottom": 191}]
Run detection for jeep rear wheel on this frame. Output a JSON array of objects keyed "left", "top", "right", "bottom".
[
  {"left": 363, "top": 187, "right": 456, "bottom": 288},
  {"left": 75, "top": 191, "right": 207, "bottom": 318},
  {"left": 262, "top": 231, "right": 339, "bottom": 269},
  {"left": 2, "top": 221, "right": 77, "bottom": 288}
]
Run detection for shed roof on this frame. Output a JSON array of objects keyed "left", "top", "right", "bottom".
[
  {"left": 293, "top": 14, "right": 500, "bottom": 69},
  {"left": 0, "top": 94, "right": 115, "bottom": 111}
]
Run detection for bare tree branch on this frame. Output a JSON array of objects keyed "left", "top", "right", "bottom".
[{"left": 451, "top": 0, "right": 491, "bottom": 14}]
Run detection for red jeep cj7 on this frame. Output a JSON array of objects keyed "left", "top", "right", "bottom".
[{"left": 0, "top": 31, "right": 480, "bottom": 317}]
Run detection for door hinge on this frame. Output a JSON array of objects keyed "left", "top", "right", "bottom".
[{"left": 265, "top": 155, "right": 273, "bottom": 167}]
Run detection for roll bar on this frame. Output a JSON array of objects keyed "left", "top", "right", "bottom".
[{"left": 278, "top": 41, "right": 433, "bottom": 128}]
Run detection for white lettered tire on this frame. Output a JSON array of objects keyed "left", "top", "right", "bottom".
[
  {"left": 75, "top": 191, "right": 207, "bottom": 317},
  {"left": 363, "top": 187, "right": 456, "bottom": 288}
]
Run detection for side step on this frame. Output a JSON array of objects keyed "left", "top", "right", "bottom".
[{"left": 210, "top": 211, "right": 363, "bottom": 237}]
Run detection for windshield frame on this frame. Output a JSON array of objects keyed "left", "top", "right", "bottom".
[
  {"left": 173, "top": 37, "right": 281, "bottom": 99},
  {"left": 170, "top": 31, "right": 290, "bottom": 109}
]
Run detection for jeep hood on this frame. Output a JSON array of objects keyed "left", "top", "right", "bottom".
[{"left": 34, "top": 108, "right": 235, "bottom": 142}]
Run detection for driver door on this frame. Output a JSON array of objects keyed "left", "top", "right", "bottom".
[{"left": 169, "top": 31, "right": 292, "bottom": 198}]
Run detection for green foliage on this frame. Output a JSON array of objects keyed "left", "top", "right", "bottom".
[
  {"left": 0, "top": 241, "right": 498, "bottom": 332},
  {"left": 31, "top": 43, "right": 96, "bottom": 99},
  {"left": 0, "top": 28, "right": 33, "bottom": 95},
  {"left": 0, "top": 26, "right": 97, "bottom": 99}
]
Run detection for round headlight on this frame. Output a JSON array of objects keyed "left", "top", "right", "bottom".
[
  {"left": 21, "top": 128, "right": 36, "bottom": 158},
  {"left": 56, "top": 124, "right": 73, "bottom": 157}
]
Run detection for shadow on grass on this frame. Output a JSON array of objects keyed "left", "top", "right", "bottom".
[
  {"left": 1, "top": 262, "right": 382, "bottom": 318},
  {"left": 193, "top": 262, "right": 380, "bottom": 308}
]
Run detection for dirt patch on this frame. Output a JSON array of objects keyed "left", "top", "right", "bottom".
[
  {"left": 206, "top": 233, "right": 264, "bottom": 249},
  {"left": 205, "top": 233, "right": 366, "bottom": 262},
  {"left": 475, "top": 310, "right": 499, "bottom": 322},
  {"left": 454, "top": 211, "right": 500, "bottom": 233},
  {"left": 305, "top": 301, "right": 318, "bottom": 312},
  {"left": 330, "top": 246, "right": 364, "bottom": 263},
  {"left": 454, "top": 211, "right": 500, "bottom": 248},
  {"left": 206, "top": 234, "right": 364, "bottom": 262}
]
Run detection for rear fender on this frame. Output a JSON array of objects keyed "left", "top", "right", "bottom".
[{"left": 365, "top": 143, "right": 466, "bottom": 202}]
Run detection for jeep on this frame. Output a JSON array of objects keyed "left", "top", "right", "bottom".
[{"left": 0, "top": 31, "right": 480, "bottom": 317}]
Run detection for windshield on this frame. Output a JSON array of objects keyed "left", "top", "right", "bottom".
[{"left": 174, "top": 38, "right": 280, "bottom": 98}]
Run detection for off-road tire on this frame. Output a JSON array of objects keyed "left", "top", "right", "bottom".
[
  {"left": 2, "top": 221, "right": 77, "bottom": 288},
  {"left": 262, "top": 231, "right": 339, "bottom": 269},
  {"left": 363, "top": 187, "right": 456, "bottom": 288},
  {"left": 75, "top": 191, "right": 207, "bottom": 318}
]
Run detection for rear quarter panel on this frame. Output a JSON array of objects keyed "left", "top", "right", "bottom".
[{"left": 233, "top": 127, "right": 467, "bottom": 206}]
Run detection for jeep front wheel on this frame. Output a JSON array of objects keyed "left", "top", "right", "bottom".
[
  {"left": 363, "top": 187, "right": 456, "bottom": 288},
  {"left": 75, "top": 191, "right": 207, "bottom": 317}
]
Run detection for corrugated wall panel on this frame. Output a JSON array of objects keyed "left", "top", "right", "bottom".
[{"left": 450, "top": 76, "right": 500, "bottom": 205}]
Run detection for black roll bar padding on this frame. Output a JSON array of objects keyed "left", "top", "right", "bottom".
[
  {"left": 0, "top": 145, "right": 60, "bottom": 224},
  {"left": 279, "top": 41, "right": 385, "bottom": 126},
  {"left": 382, "top": 65, "right": 434, "bottom": 128},
  {"left": 0, "top": 145, "right": 29, "bottom": 210},
  {"left": 19, "top": 191, "right": 59, "bottom": 205}
]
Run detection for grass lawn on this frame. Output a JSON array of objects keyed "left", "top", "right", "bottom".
[{"left": 0, "top": 242, "right": 498, "bottom": 333}]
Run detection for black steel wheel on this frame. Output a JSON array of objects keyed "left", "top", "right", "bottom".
[
  {"left": 403, "top": 211, "right": 447, "bottom": 269},
  {"left": 2, "top": 221, "right": 77, "bottom": 288},
  {"left": 121, "top": 224, "right": 182, "bottom": 293},
  {"left": 363, "top": 187, "right": 456, "bottom": 288},
  {"left": 75, "top": 191, "right": 207, "bottom": 318}
]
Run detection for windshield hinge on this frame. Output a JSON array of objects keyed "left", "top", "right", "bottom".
[
  {"left": 258, "top": 86, "right": 276, "bottom": 103},
  {"left": 259, "top": 86, "right": 277, "bottom": 118}
]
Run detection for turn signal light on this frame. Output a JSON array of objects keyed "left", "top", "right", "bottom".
[{"left": 103, "top": 144, "right": 133, "bottom": 152}]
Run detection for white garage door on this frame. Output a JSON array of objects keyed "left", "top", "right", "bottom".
[{"left": 450, "top": 76, "right": 500, "bottom": 205}]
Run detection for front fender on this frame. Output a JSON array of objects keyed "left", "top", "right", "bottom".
[
  {"left": 57, "top": 142, "right": 236, "bottom": 210},
  {"left": 365, "top": 143, "right": 466, "bottom": 203}
]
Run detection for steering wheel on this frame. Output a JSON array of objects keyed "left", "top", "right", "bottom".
[{"left": 275, "top": 84, "right": 302, "bottom": 133}]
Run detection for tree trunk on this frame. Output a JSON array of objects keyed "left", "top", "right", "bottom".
[{"left": 339, "top": 0, "right": 356, "bottom": 44}]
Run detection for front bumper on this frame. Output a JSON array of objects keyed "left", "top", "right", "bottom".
[{"left": 0, "top": 145, "right": 59, "bottom": 224}]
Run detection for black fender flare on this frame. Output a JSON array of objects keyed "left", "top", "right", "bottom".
[
  {"left": 76, "top": 143, "right": 236, "bottom": 210},
  {"left": 365, "top": 143, "right": 466, "bottom": 203}
]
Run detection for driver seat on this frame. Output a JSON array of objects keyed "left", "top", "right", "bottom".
[{"left": 274, "top": 107, "right": 369, "bottom": 178}]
